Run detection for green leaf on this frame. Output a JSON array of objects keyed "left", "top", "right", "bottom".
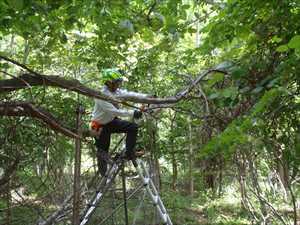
[
  {"left": 0, "top": 62, "right": 10, "bottom": 69},
  {"left": 187, "top": 27, "right": 197, "bottom": 33},
  {"left": 141, "top": 28, "right": 154, "bottom": 42},
  {"left": 28, "top": 16, "right": 42, "bottom": 32},
  {"left": 150, "top": 13, "right": 165, "bottom": 31},
  {"left": 270, "top": 35, "right": 282, "bottom": 43},
  {"left": 222, "top": 87, "right": 238, "bottom": 99},
  {"left": 266, "top": 78, "right": 279, "bottom": 88},
  {"left": 288, "top": 35, "right": 300, "bottom": 50},
  {"left": 182, "top": 4, "right": 190, "bottom": 10},
  {"left": 240, "top": 86, "right": 251, "bottom": 93},
  {"left": 276, "top": 45, "right": 289, "bottom": 52},
  {"left": 208, "top": 92, "right": 219, "bottom": 99},
  {"left": 194, "top": 12, "right": 200, "bottom": 19},
  {"left": 207, "top": 72, "right": 224, "bottom": 86},
  {"left": 231, "top": 67, "right": 247, "bottom": 79}
]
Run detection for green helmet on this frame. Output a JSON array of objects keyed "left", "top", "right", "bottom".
[{"left": 101, "top": 68, "right": 123, "bottom": 83}]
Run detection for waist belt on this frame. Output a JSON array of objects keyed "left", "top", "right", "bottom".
[{"left": 90, "top": 120, "right": 103, "bottom": 131}]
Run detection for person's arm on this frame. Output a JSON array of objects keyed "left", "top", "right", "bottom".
[
  {"left": 117, "top": 89, "right": 149, "bottom": 98},
  {"left": 99, "top": 100, "right": 134, "bottom": 118}
]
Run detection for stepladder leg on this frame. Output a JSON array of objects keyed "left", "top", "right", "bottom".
[
  {"left": 80, "top": 161, "right": 122, "bottom": 225},
  {"left": 134, "top": 159, "right": 173, "bottom": 225}
]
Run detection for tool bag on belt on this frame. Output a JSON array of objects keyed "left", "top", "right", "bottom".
[{"left": 89, "top": 120, "right": 103, "bottom": 137}]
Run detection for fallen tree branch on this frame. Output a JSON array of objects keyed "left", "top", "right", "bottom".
[
  {"left": 117, "top": 69, "right": 227, "bottom": 104},
  {"left": 0, "top": 101, "right": 98, "bottom": 139},
  {"left": 0, "top": 55, "right": 39, "bottom": 76},
  {"left": 0, "top": 56, "right": 227, "bottom": 140},
  {"left": 0, "top": 70, "right": 226, "bottom": 105},
  {"left": 0, "top": 55, "right": 227, "bottom": 105},
  {"left": 0, "top": 73, "right": 127, "bottom": 105},
  {"left": 0, "top": 102, "right": 80, "bottom": 138},
  {"left": 0, "top": 70, "right": 34, "bottom": 101}
]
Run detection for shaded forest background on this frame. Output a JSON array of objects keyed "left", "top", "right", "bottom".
[{"left": 0, "top": 0, "right": 299, "bottom": 224}]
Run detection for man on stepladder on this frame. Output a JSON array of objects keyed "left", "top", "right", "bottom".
[{"left": 90, "top": 68, "right": 147, "bottom": 176}]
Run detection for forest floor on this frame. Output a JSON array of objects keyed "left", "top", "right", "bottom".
[
  {"left": 181, "top": 204, "right": 251, "bottom": 225},
  {"left": 163, "top": 188, "right": 253, "bottom": 225},
  {"left": 184, "top": 208, "right": 208, "bottom": 224}
]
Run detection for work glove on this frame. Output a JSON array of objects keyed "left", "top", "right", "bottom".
[{"left": 133, "top": 110, "right": 143, "bottom": 119}]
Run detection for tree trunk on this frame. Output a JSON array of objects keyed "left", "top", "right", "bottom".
[
  {"left": 188, "top": 118, "right": 194, "bottom": 197},
  {"left": 171, "top": 151, "right": 177, "bottom": 191},
  {"left": 170, "top": 112, "right": 177, "bottom": 191},
  {"left": 235, "top": 152, "right": 248, "bottom": 210},
  {"left": 248, "top": 158, "right": 269, "bottom": 224},
  {"left": 235, "top": 151, "right": 259, "bottom": 222},
  {"left": 203, "top": 158, "right": 216, "bottom": 191},
  {"left": 153, "top": 158, "right": 161, "bottom": 192},
  {"left": 23, "top": 39, "right": 30, "bottom": 64},
  {"left": 72, "top": 104, "right": 83, "bottom": 225},
  {"left": 217, "top": 158, "right": 223, "bottom": 198},
  {"left": 6, "top": 178, "right": 11, "bottom": 225},
  {"left": 287, "top": 184, "right": 298, "bottom": 225},
  {"left": 277, "top": 159, "right": 289, "bottom": 200}
]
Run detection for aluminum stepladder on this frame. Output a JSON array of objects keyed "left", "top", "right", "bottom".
[
  {"left": 134, "top": 158, "right": 173, "bottom": 225},
  {"left": 80, "top": 154, "right": 173, "bottom": 225},
  {"left": 80, "top": 154, "right": 123, "bottom": 225}
]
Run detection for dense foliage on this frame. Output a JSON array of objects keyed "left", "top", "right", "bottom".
[{"left": 0, "top": 0, "right": 299, "bottom": 224}]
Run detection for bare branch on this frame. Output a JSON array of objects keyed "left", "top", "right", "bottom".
[
  {"left": 0, "top": 55, "right": 40, "bottom": 76},
  {"left": 0, "top": 55, "right": 227, "bottom": 105},
  {"left": 0, "top": 70, "right": 34, "bottom": 101},
  {"left": 0, "top": 102, "right": 79, "bottom": 138},
  {"left": 197, "top": 85, "right": 210, "bottom": 115}
]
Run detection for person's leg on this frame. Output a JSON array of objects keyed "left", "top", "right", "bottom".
[
  {"left": 105, "top": 118, "right": 138, "bottom": 158},
  {"left": 95, "top": 127, "right": 111, "bottom": 176},
  {"left": 95, "top": 118, "right": 140, "bottom": 175},
  {"left": 95, "top": 127, "right": 111, "bottom": 152},
  {"left": 124, "top": 122, "right": 138, "bottom": 158}
]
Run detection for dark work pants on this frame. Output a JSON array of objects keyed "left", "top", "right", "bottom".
[{"left": 95, "top": 118, "right": 138, "bottom": 157}]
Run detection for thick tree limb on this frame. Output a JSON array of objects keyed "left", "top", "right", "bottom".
[
  {"left": 0, "top": 55, "right": 227, "bottom": 104},
  {"left": 0, "top": 56, "right": 227, "bottom": 140},
  {"left": 0, "top": 70, "right": 226, "bottom": 105},
  {"left": 0, "top": 102, "right": 79, "bottom": 138},
  {"left": 0, "top": 73, "right": 124, "bottom": 104},
  {"left": 0, "top": 68, "right": 224, "bottom": 138}
]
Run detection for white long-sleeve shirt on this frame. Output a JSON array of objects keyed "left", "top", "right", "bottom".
[{"left": 91, "top": 86, "right": 148, "bottom": 124}]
